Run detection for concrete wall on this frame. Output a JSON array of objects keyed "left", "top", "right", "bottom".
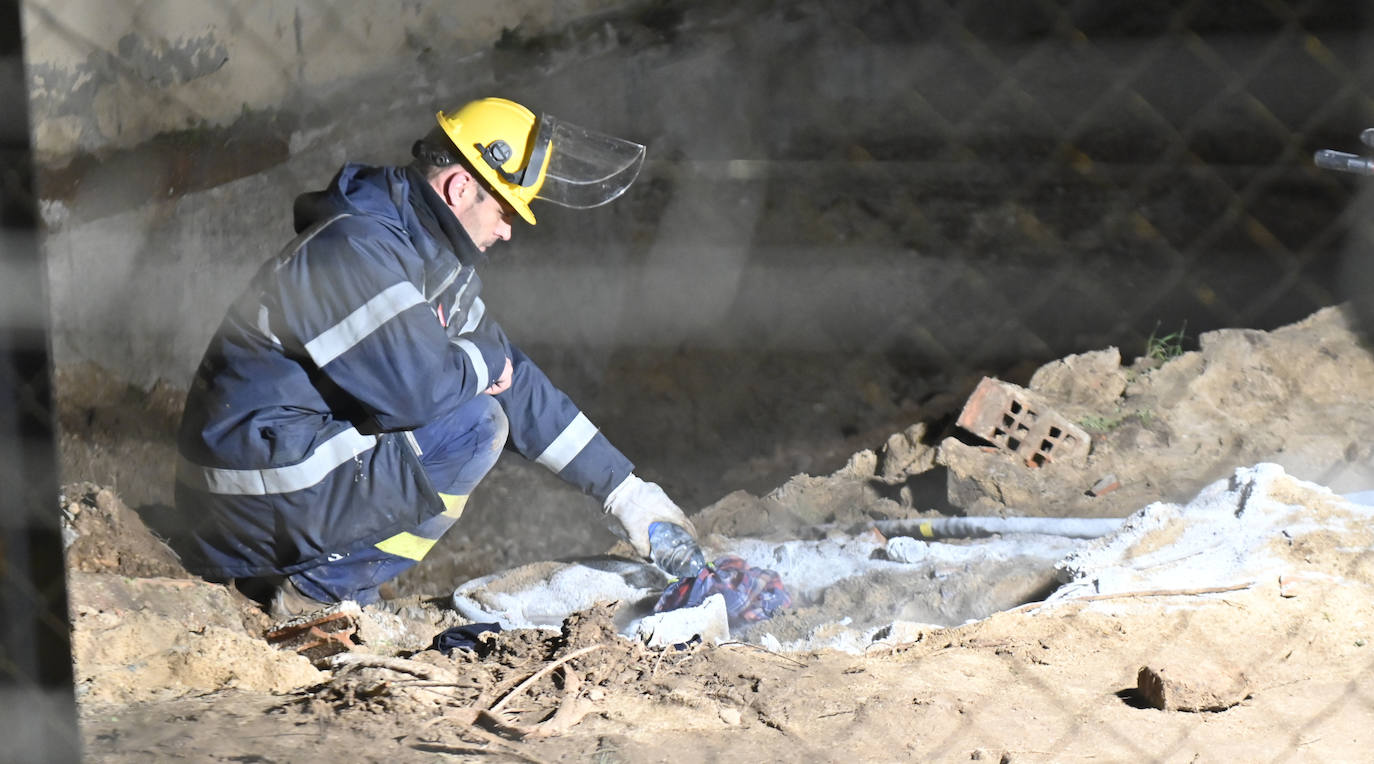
[
  {"left": 24, "top": 0, "right": 639, "bottom": 385},
  {"left": 23, "top": 0, "right": 626, "bottom": 162},
  {"left": 23, "top": 0, "right": 1374, "bottom": 392}
]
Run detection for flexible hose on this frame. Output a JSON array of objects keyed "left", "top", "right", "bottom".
[{"left": 871, "top": 516, "right": 1123, "bottom": 540}]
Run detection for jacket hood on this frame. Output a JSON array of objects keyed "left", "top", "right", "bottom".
[
  {"left": 292, "top": 163, "right": 484, "bottom": 266},
  {"left": 293, "top": 163, "right": 408, "bottom": 234}
]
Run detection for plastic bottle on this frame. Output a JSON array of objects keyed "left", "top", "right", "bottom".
[{"left": 647, "top": 521, "right": 707, "bottom": 579}]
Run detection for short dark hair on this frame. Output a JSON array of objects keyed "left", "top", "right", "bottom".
[
  {"left": 411, "top": 126, "right": 507, "bottom": 207},
  {"left": 411, "top": 126, "right": 462, "bottom": 180}
]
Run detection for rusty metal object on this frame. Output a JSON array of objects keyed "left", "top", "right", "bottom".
[
  {"left": 265, "top": 610, "right": 360, "bottom": 666},
  {"left": 956, "top": 377, "right": 1091, "bottom": 468}
]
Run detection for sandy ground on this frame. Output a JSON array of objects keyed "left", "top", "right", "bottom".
[
  {"left": 72, "top": 572, "right": 1374, "bottom": 762},
  {"left": 60, "top": 305, "right": 1374, "bottom": 762}
]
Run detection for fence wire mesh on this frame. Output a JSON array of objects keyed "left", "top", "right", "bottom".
[{"left": 16, "top": 0, "right": 1374, "bottom": 760}]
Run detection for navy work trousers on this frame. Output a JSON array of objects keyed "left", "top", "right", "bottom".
[{"left": 290, "top": 394, "right": 509, "bottom": 604}]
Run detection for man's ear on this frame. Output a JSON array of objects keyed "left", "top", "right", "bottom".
[{"left": 433, "top": 165, "right": 475, "bottom": 207}]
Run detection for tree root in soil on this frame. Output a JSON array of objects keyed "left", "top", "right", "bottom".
[{"left": 323, "top": 643, "right": 607, "bottom": 747}]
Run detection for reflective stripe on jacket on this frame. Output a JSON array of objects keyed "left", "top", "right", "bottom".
[{"left": 174, "top": 164, "right": 633, "bottom": 579}]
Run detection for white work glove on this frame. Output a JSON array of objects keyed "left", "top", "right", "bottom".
[{"left": 603, "top": 474, "right": 697, "bottom": 558}]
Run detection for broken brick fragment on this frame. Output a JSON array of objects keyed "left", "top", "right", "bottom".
[{"left": 1087, "top": 474, "right": 1121, "bottom": 497}]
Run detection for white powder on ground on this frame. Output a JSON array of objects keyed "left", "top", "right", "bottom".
[
  {"left": 452, "top": 463, "right": 1373, "bottom": 651},
  {"left": 1050, "top": 463, "right": 1374, "bottom": 604}
]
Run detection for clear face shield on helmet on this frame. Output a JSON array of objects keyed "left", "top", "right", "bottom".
[
  {"left": 472, "top": 114, "right": 646, "bottom": 211},
  {"left": 535, "top": 117, "right": 646, "bottom": 209}
]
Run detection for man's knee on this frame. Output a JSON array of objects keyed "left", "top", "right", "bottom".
[
  {"left": 460, "top": 395, "right": 508, "bottom": 482},
  {"left": 473, "top": 394, "right": 510, "bottom": 455},
  {"left": 414, "top": 394, "right": 509, "bottom": 494}
]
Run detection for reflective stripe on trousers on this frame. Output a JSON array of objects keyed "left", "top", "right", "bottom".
[{"left": 290, "top": 395, "right": 509, "bottom": 604}]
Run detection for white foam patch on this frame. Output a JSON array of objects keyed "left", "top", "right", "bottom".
[
  {"left": 1050, "top": 463, "right": 1374, "bottom": 604},
  {"left": 454, "top": 563, "right": 651, "bottom": 630},
  {"left": 451, "top": 463, "right": 1373, "bottom": 652},
  {"left": 716, "top": 532, "right": 1083, "bottom": 603}
]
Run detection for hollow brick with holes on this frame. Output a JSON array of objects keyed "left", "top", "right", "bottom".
[{"left": 955, "top": 377, "right": 1092, "bottom": 468}]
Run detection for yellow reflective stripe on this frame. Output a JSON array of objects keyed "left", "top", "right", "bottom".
[
  {"left": 919, "top": 521, "right": 934, "bottom": 538},
  {"left": 440, "top": 493, "right": 468, "bottom": 519},
  {"left": 374, "top": 532, "right": 439, "bottom": 561},
  {"left": 374, "top": 495, "right": 468, "bottom": 560}
]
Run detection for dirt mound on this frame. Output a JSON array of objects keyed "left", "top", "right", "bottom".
[
  {"left": 68, "top": 572, "right": 321, "bottom": 703},
  {"left": 61, "top": 482, "right": 187, "bottom": 578},
  {"left": 60, "top": 485, "right": 453, "bottom": 703},
  {"left": 60, "top": 484, "right": 319, "bottom": 703},
  {"left": 79, "top": 564, "right": 1374, "bottom": 762},
  {"left": 940, "top": 305, "right": 1374, "bottom": 517},
  {"left": 704, "top": 305, "right": 1374, "bottom": 533}
]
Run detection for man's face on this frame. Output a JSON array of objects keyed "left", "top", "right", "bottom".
[{"left": 443, "top": 169, "right": 515, "bottom": 252}]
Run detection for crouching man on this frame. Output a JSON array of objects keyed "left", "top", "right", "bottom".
[{"left": 174, "top": 97, "right": 697, "bottom": 616}]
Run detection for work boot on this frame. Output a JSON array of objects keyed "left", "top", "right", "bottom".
[{"left": 269, "top": 576, "right": 330, "bottom": 620}]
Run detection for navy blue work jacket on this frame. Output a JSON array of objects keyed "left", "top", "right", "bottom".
[{"left": 174, "top": 164, "right": 633, "bottom": 578}]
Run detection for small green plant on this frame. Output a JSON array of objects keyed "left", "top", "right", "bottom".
[
  {"left": 1145, "top": 321, "right": 1188, "bottom": 363},
  {"left": 1079, "top": 413, "right": 1128, "bottom": 432}
]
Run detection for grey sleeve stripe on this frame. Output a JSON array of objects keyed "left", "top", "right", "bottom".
[
  {"left": 535, "top": 412, "right": 599, "bottom": 473},
  {"left": 177, "top": 427, "right": 378, "bottom": 496},
  {"left": 427, "top": 266, "right": 459, "bottom": 301},
  {"left": 457, "top": 297, "right": 486, "bottom": 335},
  {"left": 256, "top": 304, "right": 282, "bottom": 348},
  {"left": 452, "top": 338, "right": 488, "bottom": 391},
  {"left": 304, "top": 281, "right": 426, "bottom": 368},
  {"left": 451, "top": 268, "right": 475, "bottom": 306}
]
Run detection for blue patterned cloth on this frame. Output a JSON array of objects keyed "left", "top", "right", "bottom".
[{"left": 653, "top": 555, "right": 791, "bottom": 625}]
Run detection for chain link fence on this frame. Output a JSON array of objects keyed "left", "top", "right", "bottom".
[
  {"left": 15, "top": 0, "right": 1374, "bottom": 759},
  {"left": 875, "top": 0, "right": 1374, "bottom": 361}
]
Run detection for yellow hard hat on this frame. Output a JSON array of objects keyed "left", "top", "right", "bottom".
[
  {"left": 427, "top": 97, "right": 646, "bottom": 226},
  {"left": 436, "top": 97, "right": 549, "bottom": 225}
]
